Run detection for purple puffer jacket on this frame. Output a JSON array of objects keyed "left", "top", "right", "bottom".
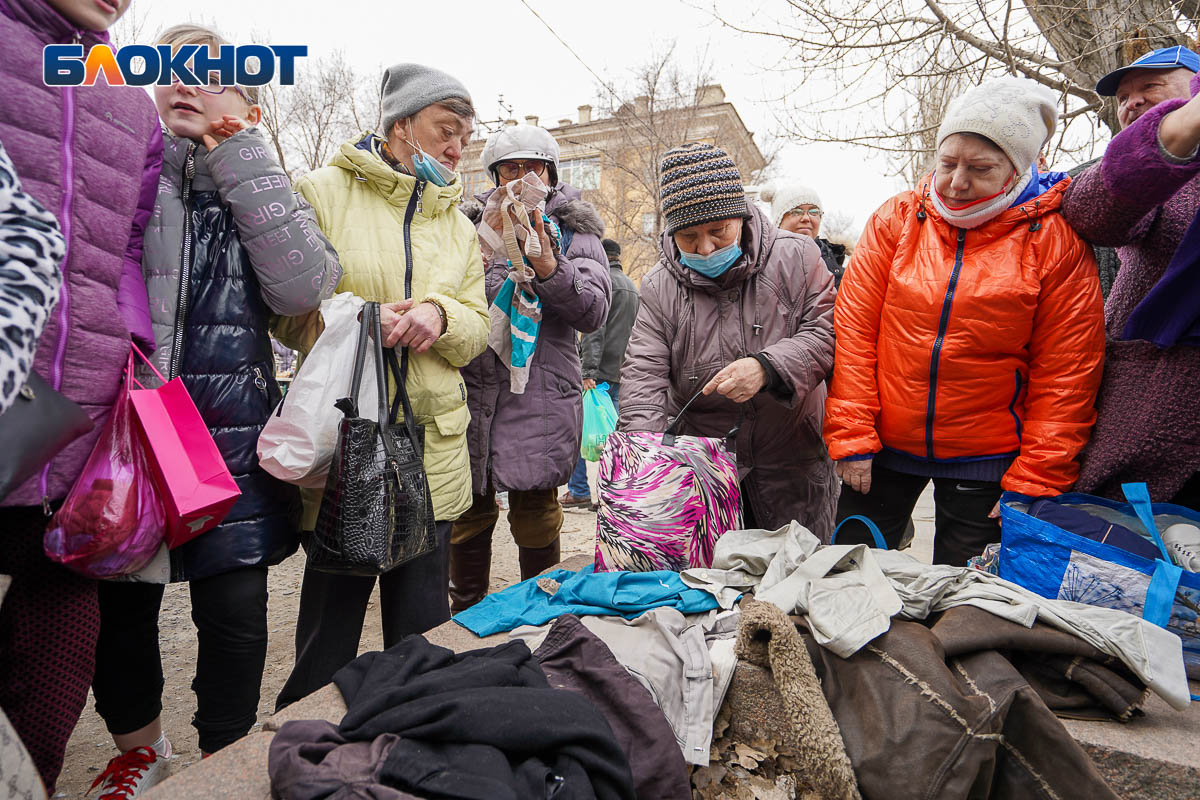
[
  {"left": 463, "top": 183, "right": 611, "bottom": 493},
  {"left": 1062, "top": 72, "right": 1200, "bottom": 503},
  {"left": 0, "top": 0, "right": 162, "bottom": 509},
  {"left": 619, "top": 205, "right": 839, "bottom": 539}
]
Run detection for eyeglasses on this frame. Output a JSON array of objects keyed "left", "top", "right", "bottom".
[
  {"left": 785, "top": 207, "right": 823, "bottom": 218},
  {"left": 171, "top": 75, "right": 249, "bottom": 101},
  {"left": 496, "top": 160, "right": 549, "bottom": 180}
]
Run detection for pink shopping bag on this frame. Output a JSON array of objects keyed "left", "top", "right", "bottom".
[
  {"left": 128, "top": 344, "right": 240, "bottom": 548},
  {"left": 43, "top": 351, "right": 166, "bottom": 577}
]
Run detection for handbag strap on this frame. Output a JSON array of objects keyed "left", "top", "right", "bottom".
[
  {"left": 662, "top": 386, "right": 744, "bottom": 451},
  {"left": 384, "top": 344, "right": 424, "bottom": 458},
  {"left": 382, "top": 215, "right": 426, "bottom": 457},
  {"left": 338, "top": 302, "right": 374, "bottom": 417},
  {"left": 365, "top": 303, "right": 405, "bottom": 466}
]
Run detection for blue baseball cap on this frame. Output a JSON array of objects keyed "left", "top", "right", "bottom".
[{"left": 1096, "top": 46, "right": 1200, "bottom": 96}]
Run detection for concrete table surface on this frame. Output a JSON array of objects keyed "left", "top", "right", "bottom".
[{"left": 144, "top": 553, "right": 1200, "bottom": 799}]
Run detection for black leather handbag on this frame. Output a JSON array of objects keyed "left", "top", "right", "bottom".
[
  {"left": 307, "top": 302, "right": 437, "bottom": 575},
  {"left": 0, "top": 371, "right": 93, "bottom": 503}
]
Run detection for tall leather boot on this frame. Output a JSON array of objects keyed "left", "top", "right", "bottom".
[
  {"left": 449, "top": 527, "right": 493, "bottom": 614},
  {"left": 518, "top": 537, "right": 561, "bottom": 581}
]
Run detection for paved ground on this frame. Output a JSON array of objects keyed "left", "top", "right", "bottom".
[{"left": 53, "top": 482, "right": 939, "bottom": 798}]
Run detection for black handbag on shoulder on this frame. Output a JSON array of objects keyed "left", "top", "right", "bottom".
[
  {"left": 0, "top": 371, "right": 93, "bottom": 503},
  {"left": 307, "top": 302, "right": 437, "bottom": 575}
]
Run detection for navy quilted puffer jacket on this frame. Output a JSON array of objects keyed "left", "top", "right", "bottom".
[{"left": 145, "top": 135, "right": 341, "bottom": 581}]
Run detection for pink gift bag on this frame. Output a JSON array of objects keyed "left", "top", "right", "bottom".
[{"left": 128, "top": 344, "right": 240, "bottom": 549}]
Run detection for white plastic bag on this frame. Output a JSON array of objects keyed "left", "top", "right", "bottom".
[{"left": 257, "top": 293, "right": 377, "bottom": 488}]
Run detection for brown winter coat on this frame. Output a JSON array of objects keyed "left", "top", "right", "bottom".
[
  {"left": 619, "top": 205, "right": 838, "bottom": 539},
  {"left": 798, "top": 608, "right": 1126, "bottom": 800}
]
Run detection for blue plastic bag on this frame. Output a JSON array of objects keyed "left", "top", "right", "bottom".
[
  {"left": 580, "top": 383, "right": 618, "bottom": 461},
  {"left": 998, "top": 482, "right": 1200, "bottom": 678}
]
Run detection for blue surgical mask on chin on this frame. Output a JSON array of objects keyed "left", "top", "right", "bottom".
[
  {"left": 410, "top": 150, "right": 455, "bottom": 187},
  {"left": 405, "top": 122, "right": 455, "bottom": 187},
  {"left": 680, "top": 242, "right": 742, "bottom": 278}
]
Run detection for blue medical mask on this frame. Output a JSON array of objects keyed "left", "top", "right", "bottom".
[
  {"left": 410, "top": 150, "right": 455, "bottom": 187},
  {"left": 680, "top": 242, "right": 742, "bottom": 278},
  {"left": 406, "top": 122, "right": 455, "bottom": 187}
]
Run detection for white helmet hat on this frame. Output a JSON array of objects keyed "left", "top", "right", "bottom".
[{"left": 481, "top": 124, "right": 561, "bottom": 185}]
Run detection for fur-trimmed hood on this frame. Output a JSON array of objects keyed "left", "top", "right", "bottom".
[
  {"left": 461, "top": 182, "right": 605, "bottom": 238},
  {"left": 736, "top": 598, "right": 861, "bottom": 800}
]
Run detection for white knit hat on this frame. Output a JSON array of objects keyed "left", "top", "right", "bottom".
[
  {"left": 936, "top": 77, "right": 1059, "bottom": 176},
  {"left": 759, "top": 181, "right": 824, "bottom": 227}
]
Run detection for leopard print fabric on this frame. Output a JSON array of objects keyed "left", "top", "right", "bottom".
[{"left": 0, "top": 140, "right": 64, "bottom": 415}]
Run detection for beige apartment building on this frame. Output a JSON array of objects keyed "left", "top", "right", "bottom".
[{"left": 458, "top": 85, "right": 767, "bottom": 282}]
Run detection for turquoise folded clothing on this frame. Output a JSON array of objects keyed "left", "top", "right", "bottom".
[{"left": 453, "top": 563, "right": 720, "bottom": 636}]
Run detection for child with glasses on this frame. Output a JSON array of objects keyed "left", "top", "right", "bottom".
[{"left": 87, "top": 23, "right": 341, "bottom": 798}]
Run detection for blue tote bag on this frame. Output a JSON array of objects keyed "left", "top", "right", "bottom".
[{"left": 998, "top": 482, "right": 1200, "bottom": 678}]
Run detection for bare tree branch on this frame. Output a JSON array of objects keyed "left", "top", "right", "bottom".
[{"left": 706, "top": 0, "right": 1196, "bottom": 177}]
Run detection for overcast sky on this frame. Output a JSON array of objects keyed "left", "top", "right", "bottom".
[{"left": 124, "top": 0, "right": 907, "bottom": 228}]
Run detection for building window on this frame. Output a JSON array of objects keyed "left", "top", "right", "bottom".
[
  {"left": 642, "top": 212, "right": 657, "bottom": 236},
  {"left": 460, "top": 170, "right": 491, "bottom": 199},
  {"left": 560, "top": 157, "right": 601, "bottom": 190}
]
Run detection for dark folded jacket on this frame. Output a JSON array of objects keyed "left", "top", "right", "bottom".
[
  {"left": 532, "top": 615, "right": 691, "bottom": 800},
  {"left": 324, "top": 636, "right": 635, "bottom": 800}
]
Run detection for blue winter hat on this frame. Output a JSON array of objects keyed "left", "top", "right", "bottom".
[{"left": 1096, "top": 46, "right": 1199, "bottom": 96}]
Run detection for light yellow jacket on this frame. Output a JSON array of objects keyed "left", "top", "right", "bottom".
[{"left": 275, "top": 133, "right": 489, "bottom": 524}]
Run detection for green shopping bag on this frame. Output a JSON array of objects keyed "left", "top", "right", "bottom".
[{"left": 581, "top": 383, "right": 618, "bottom": 461}]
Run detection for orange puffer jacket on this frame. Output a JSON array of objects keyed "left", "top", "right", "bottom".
[{"left": 824, "top": 176, "right": 1105, "bottom": 496}]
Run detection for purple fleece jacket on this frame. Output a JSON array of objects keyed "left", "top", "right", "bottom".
[
  {"left": 0, "top": 0, "right": 162, "bottom": 507},
  {"left": 1062, "top": 72, "right": 1200, "bottom": 502}
]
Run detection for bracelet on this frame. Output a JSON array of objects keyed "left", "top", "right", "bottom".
[{"left": 429, "top": 300, "right": 448, "bottom": 334}]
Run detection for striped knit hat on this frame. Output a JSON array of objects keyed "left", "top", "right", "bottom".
[{"left": 659, "top": 142, "right": 748, "bottom": 235}]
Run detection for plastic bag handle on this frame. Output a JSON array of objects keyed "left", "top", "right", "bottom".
[
  {"left": 1120, "top": 482, "right": 1173, "bottom": 563},
  {"left": 1121, "top": 482, "right": 1184, "bottom": 629},
  {"left": 831, "top": 515, "right": 889, "bottom": 549},
  {"left": 1144, "top": 559, "right": 1183, "bottom": 628}
]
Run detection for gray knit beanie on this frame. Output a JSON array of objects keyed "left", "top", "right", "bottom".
[
  {"left": 379, "top": 63, "right": 472, "bottom": 136},
  {"left": 659, "top": 142, "right": 748, "bottom": 235}
]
